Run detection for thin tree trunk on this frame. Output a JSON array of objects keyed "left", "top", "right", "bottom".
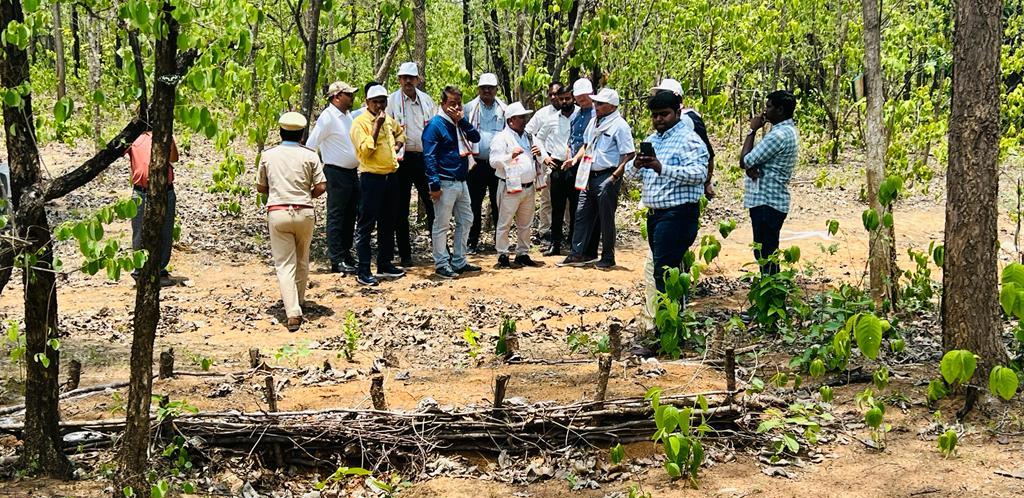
[
  {"left": 463, "top": 0, "right": 473, "bottom": 77},
  {"left": 484, "top": 5, "right": 512, "bottom": 100},
  {"left": 0, "top": 0, "right": 71, "bottom": 478},
  {"left": 862, "top": 0, "right": 898, "bottom": 307},
  {"left": 412, "top": 0, "right": 427, "bottom": 81},
  {"left": 375, "top": 22, "right": 406, "bottom": 83},
  {"left": 52, "top": 2, "right": 67, "bottom": 100},
  {"left": 70, "top": 5, "right": 80, "bottom": 77},
  {"left": 116, "top": 0, "right": 180, "bottom": 493},
  {"left": 299, "top": 0, "right": 324, "bottom": 126},
  {"left": 943, "top": 0, "right": 1008, "bottom": 374},
  {"left": 86, "top": 13, "right": 102, "bottom": 148}
]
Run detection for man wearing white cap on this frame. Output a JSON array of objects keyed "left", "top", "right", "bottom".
[
  {"left": 463, "top": 72, "right": 507, "bottom": 253},
  {"left": 387, "top": 62, "right": 437, "bottom": 267},
  {"left": 490, "top": 102, "right": 545, "bottom": 269},
  {"left": 559, "top": 88, "right": 635, "bottom": 268},
  {"left": 652, "top": 78, "right": 716, "bottom": 199},
  {"left": 526, "top": 81, "right": 576, "bottom": 256},
  {"left": 256, "top": 112, "right": 327, "bottom": 332},
  {"left": 565, "top": 77, "right": 601, "bottom": 261},
  {"left": 351, "top": 85, "right": 408, "bottom": 286},
  {"left": 306, "top": 81, "right": 359, "bottom": 274}
]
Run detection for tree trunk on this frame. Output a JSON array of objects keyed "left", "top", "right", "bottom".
[
  {"left": 412, "top": 0, "right": 427, "bottom": 81},
  {"left": 374, "top": 21, "right": 406, "bottom": 83},
  {"left": 0, "top": 0, "right": 72, "bottom": 478},
  {"left": 463, "top": 0, "right": 472, "bottom": 78},
  {"left": 116, "top": 1, "right": 180, "bottom": 493},
  {"left": 943, "top": 0, "right": 1009, "bottom": 375},
  {"left": 484, "top": 6, "right": 512, "bottom": 100},
  {"left": 86, "top": 13, "right": 102, "bottom": 148},
  {"left": 70, "top": 5, "right": 80, "bottom": 77},
  {"left": 299, "top": 0, "right": 324, "bottom": 126},
  {"left": 52, "top": 2, "right": 67, "bottom": 100},
  {"left": 862, "top": 0, "right": 898, "bottom": 307}
]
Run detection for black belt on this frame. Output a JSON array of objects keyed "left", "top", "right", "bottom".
[
  {"left": 362, "top": 172, "right": 395, "bottom": 179},
  {"left": 649, "top": 202, "right": 699, "bottom": 215},
  {"left": 589, "top": 169, "right": 613, "bottom": 178},
  {"left": 325, "top": 163, "right": 357, "bottom": 171},
  {"left": 499, "top": 179, "right": 534, "bottom": 189},
  {"left": 133, "top": 185, "right": 174, "bottom": 193}
]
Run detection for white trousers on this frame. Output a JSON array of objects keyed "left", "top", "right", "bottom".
[{"left": 496, "top": 181, "right": 536, "bottom": 256}]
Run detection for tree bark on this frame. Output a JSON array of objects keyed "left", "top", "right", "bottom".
[
  {"left": 862, "top": 0, "right": 898, "bottom": 307},
  {"left": 463, "top": 0, "right": 473, "bottom": 78},
  {"left": 70, "top": 5, "right": 81, "bottom": 77},
  {"left": 412, "top": 0, "right": 427, "bottom": 82},
  {"left": 374, "top": 21, "right": 406, "bottom": 83},
  {"left": 86, "top": 12, "right": 102, "bottom": 148},
  {"left": 52, "top": 2, "right": 67, "bottom": 100},
  {"left": 0, "top": 0, "right": 72, "bottom": 478},
  {"left": 116, "top": 1, "right": 180, "bottom": 492},
  {"left": 299, "top": 0, "right": 324, "bottom": 126},
  {"left": 484, "top": 5, "right": 512, "bottom": 100},
  {"left": 942, "top": 0, "right": 1009, "bottom": 375}
]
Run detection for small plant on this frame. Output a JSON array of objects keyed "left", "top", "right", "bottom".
[
  {"left": 154, "top": 397, "right": 199, "bottom": 422},
  {"left": 496, "top": 316, "right": 515, "bottom": 356},
  {"left": 567, "top": 331, "right": 610, "bottom": 355},
  {"left": 654, "top": 266, "right": 707, "bottom": 358},
  {"left": 3, "top": 320, "right": 26, "bottom": 380},
  {"left": 184, "top": 351, "right": 214, "bottom": 371},
  {"left": 901, "top": 244, "right": 940, "bottom": 310},
  {"left": 937, "top": 429, "right": 958, "bottom": 458},
  {"left": 756, "top": 402, "right": 831, "bottom": 462},
  {"left": 315, "top": 466, "right": 371, "bottom": 491},
  {"left": 718, "top": 219, "right": 737, "bottom": 239},
  {"left": 340, "top": 311, "right": 361, "bottom": 361},
  {"left": 273, "top": 341, "right": 312, "bottom": 368},
  {"left": 609, "top": 443, "right": 625, "bottom": 464},
  {"left": 463, "top": 326, "right": 481, "bottom": 359},
  {"left": 743, "top": 249, "right": 803, "bottom": 332},
  {"left": 856, "top": 388, "right": 889, "bottom": 449},
  {"left": 988, "top": 365, "right": 1020, "bottom": 401},
  {"left": 646, "top": 387, "right": 709, "bottom": 487}
]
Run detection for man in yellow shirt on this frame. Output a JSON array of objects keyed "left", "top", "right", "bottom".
[{"left": 350, "top": 85, "right": 407, "bottom": 286}]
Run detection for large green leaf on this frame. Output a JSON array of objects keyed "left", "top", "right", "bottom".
[
  {"left": 988, "top": 366, "right": 1019, "bottom": 401},
  {"left": 1002, "top": 263, "right": 1024, "bottom": 286},
  {"left": 853, "top": 313, "right": 883, "bottom": 360},
  {"left": 940, "top": 350, "right": 977, "bottom": 386}
]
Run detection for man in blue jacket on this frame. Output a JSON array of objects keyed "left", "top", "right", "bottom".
[{"left": 423, "top": 86, "right": 483, "bottom": 278}]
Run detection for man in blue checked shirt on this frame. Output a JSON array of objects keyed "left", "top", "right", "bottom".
[
  {"left": 740, "top": 90, "right": 799, "bottom": 275},
  {"left": 631, "top": 91, "right": 709, "bottom": 294}
]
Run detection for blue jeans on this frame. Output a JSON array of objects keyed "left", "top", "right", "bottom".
[
  {"left": 131, "top": 186, "right": 175, "bottom": 275},
  {"left": 431, "top": 180, "right": 472, "bottom": 270},
  {"left": 647, "top": 203, "right": 700, "bottom": 293}
]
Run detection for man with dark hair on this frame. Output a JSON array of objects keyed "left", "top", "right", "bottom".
[
  {"left": 126, "top": 117, "right": 179, "bottom": 287},
  {"left": 257, "top": 112, "right": 327, "bottom": 331},
  {"left": 652, "top": 78, "right": 716, "bottom": 199},
  {"left": 526, "top": 81, "right": 576, "bottom": 256},
  {"left": 631, "top": 91, "right": 709, "bottom": 293},
  {"left": 423, "top": 86, "right": 482, "bottom": 278},
  {"left": 464, "top": 73, "right": 507, "bottom": 253},
  {"left": 388, "top": 62, "right": 437, "bottom": 267},
  {"left": 740, "top": 90, "right": 799, "bottom": 275}
]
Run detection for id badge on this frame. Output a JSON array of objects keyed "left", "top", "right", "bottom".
[{"left": 575, "top": 155, "right": 594, "bottom": 190}]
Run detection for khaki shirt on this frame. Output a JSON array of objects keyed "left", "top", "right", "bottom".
[{"left": 257, "top": 142, "right": 326, "bottom": 207}]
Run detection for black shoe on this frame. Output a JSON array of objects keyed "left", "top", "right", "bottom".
[
  {"left": 467, "top": 244, "right": 480, "bottom": 255},
  {"left": 357, "top": 273, "right": 379, "bottom": 286},
  {"left": 498, "top": 255, "right": 514, "bottom": 268},
  {"left": 332, "top": 261, "right": 358, "bottom": 274},
  {"left": 595, "top": 259, "right": 616, "bottom": 269},
  {"left": 400, "top": 258, "right": 414, "bottom": 268},
  {"left": 557, "top": 254, "right": 589, "bottom": 267},
  {"left": 454, "top": 263, "right": 481, "bottom": 273},
  {"left": 435, "top": 267, "right": 458, "bottom": 279},
  {"left": 583, "top": 254, "right": 600, "bottom": 264},
  {"left": 515, "top": 255, "right": 543, "bottom": 268},
  {"left": 377, "top": 265, "right": 406, "bottom": 278},
  {"left": 543, "top": 246, "right": 561, "bottom": 257}
]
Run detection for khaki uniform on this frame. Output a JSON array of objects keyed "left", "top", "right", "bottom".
[{"left": 257, "top": 143, "right": 326, "bottom": 318}]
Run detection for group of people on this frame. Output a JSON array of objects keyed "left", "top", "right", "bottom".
[{"left": 249, "top": 61, "right": 799, "bottom": 331}]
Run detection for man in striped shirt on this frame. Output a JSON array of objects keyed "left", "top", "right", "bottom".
[{"left": 631, "top": 91, "right": 709, "bottom": 293}]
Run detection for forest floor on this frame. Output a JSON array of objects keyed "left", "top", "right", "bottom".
[{"left": 0, "top": 139, "right": 1022, "bottom": 497}]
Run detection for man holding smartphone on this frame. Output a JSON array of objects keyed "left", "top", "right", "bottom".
[
  {"left": 740, "top": 90, "right": 799, "bottom": 275},
  {"left": 631, "top": 91, "right": 709, "bottom": 294}
]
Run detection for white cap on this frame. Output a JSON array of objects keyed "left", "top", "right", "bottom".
[
  {"left": 591, "top": 88, "right": 620, "bottom": 106},
  {"left": 366, "top": 85, "right": 388, "bottom": 100},
  {"left": 652, "top": 78, "right": 683, "bottom": 96},
  {"left": 504, "top": 102, "right": 533, "bottom": 119},
  {"left": 278, "top": 112, "right": 307, "bottom": 131},
  {"left": 398, "top": 62, "right": 419, "bottom": 77},
  {"left": 572, "top": 78, "right": 594, "bottom": 96},
  {"left": 478, "top": 73, "right": 499, "bottom": 87}
]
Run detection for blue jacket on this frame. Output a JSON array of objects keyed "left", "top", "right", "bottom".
[{"left": 423, "top": 115, "right": 481, "bottom": 191}]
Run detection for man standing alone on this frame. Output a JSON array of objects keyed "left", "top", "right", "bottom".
[
  {"left": 126, "top": 119, "right": 179, "bottom": 287},
  {"left": 388, "top": 62, "right": 437, "bottom": 267},
  {"left": 740, "top": 90, "right": 799, "bottom": 275},
  {"left": 464, "top": 73, "right": 506, "bottom": 253},
  {"left": 306, "top": 81, "right": 359, "bottom": 273},
  {"left": 423, "top": 86, "right": 482, "bottom": 279},
  {"left": 256, "top": 112, "right": 327, "bottom": 332}
]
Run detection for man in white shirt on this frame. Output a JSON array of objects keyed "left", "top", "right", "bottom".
[
  {"left": 490, "top": 102, "right": 545, "bottom": 269},
  {"left": 463, "top": 73, "right": 507, "bottom": 253},
  {"left": 387, "top": 62, "right": 437, "bottom": 267},
  {"left": 306, "top": 81, "right": 359, "bottom": 273},
  {"left": 526, "top": 81, "right": 576, "bottom": 256}
]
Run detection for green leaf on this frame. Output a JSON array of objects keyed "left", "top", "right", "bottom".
[
  {"left": 809, "top": 359, "right": 825, "bottom": 378},
  {"left": 852, "top": 313, "right": 883, "bottom": 360},
  {"left": 819, "top": 385, "right": 834, "bottom": 402},
  {"left": 940, "top": 350, "right": 977, "bottom": 386},
  {"left": 53, "top": 97, "right": 74, "bottom": 124},
  {"left": 609, "top": 443, "right": 624, "bottom": 464},
  {"left": 826, "top": 219, "right": 839, "bottom": 236},
  {"left": 862, "top": 208, "right": 880, "bottom": 231},
  {"left": 718, "top": 219, "right": 736, "bottom": 239},
  {"left": 664, "top": 461, "right": 681, "bottom": 479},
  {"left": 1003, "top": 263, "right": 1024, "bottom": 286},
  {"left": 988, "top": 365, "right": 1019, "bottom": 401},
  {"left": 24, "top": 0, "right": 41, "bottom": 12},
  {"left": 878, "top": 175, "right": 904, "bottom": 206},
  {"left": 932, "top": 244, "right": 944, "bottom": 267},
  {"left": 937, "top": 429, "right": 958, "bottom": 458},
  {"left": 927, "top": 379, "right": 948, "bottom": 403},
  {"left": 864, "top": 406, "right": 884, "bottom": 429}
]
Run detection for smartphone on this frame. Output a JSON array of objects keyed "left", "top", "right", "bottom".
[{"left": 639, "top": 141, "right": 655, "bottom": 157}]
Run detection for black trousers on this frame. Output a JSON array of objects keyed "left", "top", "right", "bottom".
[
  {"left": 749, "top": 205, "right": 788, "bottom": 275},
  {"left": 395, "top": 152, "right": 434, "bottom": 261},
  {"left": 356, "top": 172, "right": 398, "bottom": 274},
  {"left": 467, "top": 159, "right": 499, "bottom": 248},
  {"left": 324, "top": 166, "right": 359, "bottom": 264},
  {"left": 548, "top": 165, "right": 579, "bottom": 251},
  {"left": 571, "top": 169, "right": 619, "bottom": 262},
  {"left": 647, "top": 203, "right": 700, "bottom": 293}
]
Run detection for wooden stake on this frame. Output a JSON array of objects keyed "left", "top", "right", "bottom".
[
  {"left": 263, "top": 375, "right": 278, "bottom": 412},
  {"left": 608, "top": 321, "right": 623, "bottom": 360},
  {"left": 503, "top": 331, "right": 519, "bottom": 361},
  {"left": 370, "top": 375, "right": 388, "bottom": 410},
  {"left": 595, "top": 354, "right": 612, "bottom": 402},
  {"left": 383, "top": 345, "right": 399, "bottom": 368},
  {"left": 158, "top": 348, "right": 174, "bottom": 379},
  {"left": 249, "top": 348, "right": 262, "bottom": 369},
  {"left": 65, "top": 359, "right": 81, "bottom": 392},
  {"left": 493, "top": 374, "right": 510, "bottom": 414},
  {"left": 725, "top": 347, "right": 736, "bottom": 403}
]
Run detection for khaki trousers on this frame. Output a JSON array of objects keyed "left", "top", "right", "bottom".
[
  {"left": 268, "top": 208, "right": 315, "bottom": 318},
  {"left": 496, "top": 181, "right": 536, "bottom": 256}
]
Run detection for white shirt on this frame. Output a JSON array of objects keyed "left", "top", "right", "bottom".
[
  {"left": 306, "top": 105, "right": 358, "bottom": 169},
  {"left": 583, "top": 111, "right": 634, "bottom": 170},
  {"left": 386, "top": 89, "right": 436, "bottom": 152},
  {"left": 489, "top": 127, "right": 539, "bottom": 184},
  {"left": 525, "top": 104, "right": 575, "bottom": 162}
]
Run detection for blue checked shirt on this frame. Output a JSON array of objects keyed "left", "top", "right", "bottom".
[
  {"left": 743, "top": 119, "right": 799, "bottom": 213},
  {"left": 628, "top": 117, "right": 708, "bottom": 209}
]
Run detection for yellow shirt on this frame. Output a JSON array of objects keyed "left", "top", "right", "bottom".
[{"left": 350, "top": 110, "right": 405, "bottom": 174}]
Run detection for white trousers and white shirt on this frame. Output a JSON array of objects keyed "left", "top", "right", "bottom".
[{"left": 490, "top": 127, "right": 543, "bottom": 256}]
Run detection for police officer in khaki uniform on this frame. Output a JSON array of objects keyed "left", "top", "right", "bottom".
[{"left": 256, "top": 112, "right": 327, "bottom": 332}]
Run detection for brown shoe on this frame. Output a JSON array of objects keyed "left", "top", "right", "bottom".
[{"left": 286, "top": 317, "right": 302, "bottom": 332}]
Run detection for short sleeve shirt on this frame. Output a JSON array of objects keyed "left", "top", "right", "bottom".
[
  {"left": 583, "top": 114, "right": 635, "bottom": 170},
  {"left": 257, "top": 142, "right": 326, "bottom": 207},
  {"left": 126, "top": 132, "right": 175, "bottom": 188}
]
